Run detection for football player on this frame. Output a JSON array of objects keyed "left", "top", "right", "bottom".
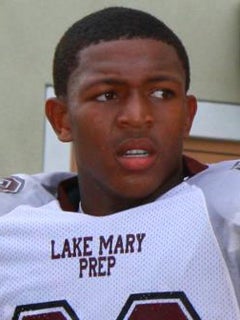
[{"left": 1, "top": 7, "right": 239, "bottom": 319}]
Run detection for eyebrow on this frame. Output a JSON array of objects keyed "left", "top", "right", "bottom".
[
  {"left": 80, "top": 74, "right": 183, "bottom": 91},
  {"left": 146, "top": 75, "right": 183, "bottom": 85},
  {"left": 80, "top": 78, "right": 126, "bottom": 91}
]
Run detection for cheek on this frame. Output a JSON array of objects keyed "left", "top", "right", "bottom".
[
  {"left": 155, "top": 109, "right": 187, "bottom": 156},
  {"left": 157, "top": 106, "right": 186, "bottom": 135},
  {"left": 70, "top": 110, "right": 112, "bottom": 165}
]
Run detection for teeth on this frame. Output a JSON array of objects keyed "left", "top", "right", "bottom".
[{"left": 124, "top": 149, "right": 149, "bottom": 157}]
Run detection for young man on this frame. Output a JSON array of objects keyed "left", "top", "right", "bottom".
[{"left": 1, "top": 7, "right": 240, "bottom": 319}]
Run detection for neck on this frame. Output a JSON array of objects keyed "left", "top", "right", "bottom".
[{"left": 79, "top": 167, "right": 184, "bottom": 216}]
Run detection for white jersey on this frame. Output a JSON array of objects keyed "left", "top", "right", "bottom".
[
  {"left": 0, "top": 182, "right": 239, "bottom": 319},
  {"left": 187, "top": 159, "right": 240, "bottom": 304},
  {"left": 0, "top": 159, "right": 240, "bottom": 318},
  {"left": 0, "top": 172, "right": 74, "bottom": 215}
]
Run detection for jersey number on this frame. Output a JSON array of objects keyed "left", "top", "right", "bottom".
[{"left": 13, "top": 292, "right": 200, "bottom": 319}]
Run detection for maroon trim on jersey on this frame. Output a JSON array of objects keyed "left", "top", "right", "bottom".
[
  {"left": 57, "top": 156, "right": 208, "bottom": 212},
  {"left": 182, "top": 155, "right": 208, "bottom": 178},
  {"left": 0, "top": 176, "right": 25, "bottom": 194},
  {"left": 57, "top": 176, "right": 79, "bottom": 212}
]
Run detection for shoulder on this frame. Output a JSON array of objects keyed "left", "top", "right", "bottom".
[
  {"left": 187, "top": 159, "right": 240, "bottom": 218},
  {"left": 0, "top": 172, "right": 75, "bottom": 216},
  {"left": 187, "top": 159, "right": 240, "bottom": 188}
]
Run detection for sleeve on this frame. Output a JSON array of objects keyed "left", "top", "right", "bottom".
[
  {"left": 0, "top": 172, "right": 75, "bottom": 216},
  {"left": 187, "top": 159, "right": 240, "bottom": 303}
]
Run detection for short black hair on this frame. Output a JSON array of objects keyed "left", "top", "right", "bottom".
[{"left": 53, "top": 6, "right": 190, "bottom": 97}]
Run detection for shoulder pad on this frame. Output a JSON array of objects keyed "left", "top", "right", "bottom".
[
  {"left": 0, "top": 172, "right": 75, "bottom": 216},
  {"left": 187, "top": 159, "right": 240, "bottom": 219}
]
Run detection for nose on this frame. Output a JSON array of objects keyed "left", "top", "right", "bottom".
[{"left": 116, "top": 92, "right": 154, "bottom": 129}]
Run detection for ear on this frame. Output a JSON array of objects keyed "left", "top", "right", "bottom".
[
  {"left": 184, "top": 95, "right": 197, "bottom": 138},
  {"left": 45, "top": 97, "right": 72, "bottom": 142}
]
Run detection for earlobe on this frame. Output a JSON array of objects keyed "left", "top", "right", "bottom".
[
  {"left": 184, "top": 95, "right": 197, "bottom": 137},
  {"left": 45, "top": 98, "right": 73, "bottom": 142}
]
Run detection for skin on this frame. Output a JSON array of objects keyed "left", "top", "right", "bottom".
[{"left": 46, "top": 39, "right": 197, "bottom": 216}]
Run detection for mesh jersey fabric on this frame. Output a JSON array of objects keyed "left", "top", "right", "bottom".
[
  {"left": 187, "top": 159, "right": 240, "bottom": 303},
  {"left": 0, "top": 182, "right": 239, "bottom": 319}
]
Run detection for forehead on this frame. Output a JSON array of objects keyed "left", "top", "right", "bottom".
[{"left": 67, "top": 39, "right": 186, "bottom": 91}]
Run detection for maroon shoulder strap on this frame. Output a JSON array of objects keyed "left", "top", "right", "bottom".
[
  {"left": 183, "top": 155, "right": 208, "bottom": 178},
  {"left": 57, "top": 176, "right": 79, "bottom": 212}
]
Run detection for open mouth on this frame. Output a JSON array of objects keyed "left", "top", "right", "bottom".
[
  {"left": 123, "top": 149, "right": 150, "bottom": 157},
  {"left": 116, "top": 138, "right": 157, "bottom": 171}
]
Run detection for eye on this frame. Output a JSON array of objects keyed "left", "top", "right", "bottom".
[
  {"left": 96, "top": 91, "right": 117, "bottom": 102},
  {"left": 150, "top": 89, "right": 174, "bottom": 100}
]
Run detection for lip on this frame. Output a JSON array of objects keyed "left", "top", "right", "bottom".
[{"left": 115, "top": 138, "right": 157, "bottom": 171}]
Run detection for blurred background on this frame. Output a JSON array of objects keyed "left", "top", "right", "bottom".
[{"left": 1, "top": 0, "right": 240, "bottom": 176}]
